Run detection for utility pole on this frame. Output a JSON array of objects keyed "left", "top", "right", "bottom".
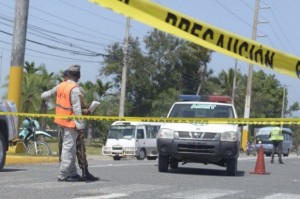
[
  {"left": 242, "top": 0, "right": 259, "bottom": 152},
  {"left": 242, "top": 0, "right": 270, "bottom": 152},
  {"left": 280, "top": 85, "right": 286, "bottom": 128},
  {"left": 8, "top": 0, "right": 29, "bottom": 112},
  {"left": 0, "top": 52, "right": 2, "bottom": 84},
  {"left": 232, "top": 59, "right": 238, "bottom": 105},
  {"left": 119, "top": 17, "right": 130, "bottom": 117}
]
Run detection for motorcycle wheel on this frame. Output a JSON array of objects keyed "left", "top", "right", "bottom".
[{"left": 27, "top": 141, "right": 51, "bottom": 156}]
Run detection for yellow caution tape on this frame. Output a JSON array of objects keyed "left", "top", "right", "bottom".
[
  {"left": 1, "top": 112, "right": 300, "bottom": 125},
  {"left": 89, "top": 0, "right": 300, "bottom": 79}
]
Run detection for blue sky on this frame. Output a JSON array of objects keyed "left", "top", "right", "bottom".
[{"left": 1, "top": 0, "right": 300, "bottom": 116}]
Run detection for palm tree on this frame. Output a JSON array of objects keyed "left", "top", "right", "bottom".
[
  {"left": 24, "top": 61, "right": 43, "bottom": 74},
  {"left": 38, "top": 67, "right": 56, "bottom": 131},
  {"left": 95, "top": 79, "right": 113, "bottom": 99},
  {"left": 216, "top": 68, "right": 246, "bottom": 116},
  {"left": 21, "top": 73, "right": 41, "bottom": 113},
  {"left": 79, "top": 79, "right": 113, "bottom": 145}
]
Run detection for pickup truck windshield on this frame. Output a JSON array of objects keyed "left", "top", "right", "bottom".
[
  {"left": 108, "top": 125, "right": 135, "bottom": 139},
  {"left": 168, "top": 103, "right": 234, "bottom": 118}
]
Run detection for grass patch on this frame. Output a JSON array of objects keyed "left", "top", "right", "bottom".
[
  {"left": 10, "top": 137, "right": 103, "bottom": 156},
  {"left": 47, "top": 139, "right": 103, "bottom": 156}
]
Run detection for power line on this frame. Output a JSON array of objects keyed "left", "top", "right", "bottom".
[
  {"left": 58, "top": 0, "right": 124, "bottom": 26},
  {"left": 269, "top": 9, "right": 299, "bottom": 55},
  {"left": 0, "top": 14, "right": 111, "bottom": 49},
  {"left": 57, "top": 0, "right": 147, "bottom": 39},
  {"left": 29, "top": 5, "right": 121, "bottom": 42},
  {"left": 0, "top": 30, "right": 107, "bottom": 57},
  {"left": 0, "top": 39, "right": 102, "bottom": 63}
]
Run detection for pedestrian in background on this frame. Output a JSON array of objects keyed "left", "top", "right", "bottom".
[{"left": 269, "top": 126, "right": 284, "bottom": 164}]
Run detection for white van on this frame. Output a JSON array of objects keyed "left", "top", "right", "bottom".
[
  {"left": 102, "top": 121, "right": 162, "bottom": 160},
  {"left": 255, "top": 126, "right": 293, "bottom": 157}
]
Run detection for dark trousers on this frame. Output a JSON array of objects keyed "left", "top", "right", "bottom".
[
  {"left": 58, "top": 126, "right": 88, "bottom": 169},
  {"left": 76, "top": 132, "right": 88, "bottom": 169},
  {"left": 271, "top": 140, "right": 283, "bottom": 162}
]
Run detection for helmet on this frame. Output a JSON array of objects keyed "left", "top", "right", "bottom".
[{"left": 22, "top": 119, "right": 30, "bottom": 129}]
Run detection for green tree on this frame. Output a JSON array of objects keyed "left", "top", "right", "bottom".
[
  {"left": 24, "top": 61, "right": 43, "bottom": 74},
  {"left": 207, "top": 68, "right": 246, "bottom": 117},
  {"left": 39, "top": 66, "right": 56, "bottom": 131},
  {"left": 79, "top": 79, "right": 113, "bottom": 145},
  {"left": 101, "top": 29, "right": 212, "bottom": 117},
  {"left": 251, "top": 70, "right": 283, "bottom": 118}
]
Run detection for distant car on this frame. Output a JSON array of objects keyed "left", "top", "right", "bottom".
[{"left": 255, "top": 127, "right": 293, "bottom": 157}]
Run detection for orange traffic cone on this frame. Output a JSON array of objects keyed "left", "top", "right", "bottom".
[{"left": 250, "top": 145, "right": 270, "bottom": 175}]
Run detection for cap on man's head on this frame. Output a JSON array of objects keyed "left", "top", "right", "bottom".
[
  {"left": 63, "top": 70, "right": 69, "bottom": 78},
  {"left": 68, "top": 64, "right": 81, "bottom": 72}
]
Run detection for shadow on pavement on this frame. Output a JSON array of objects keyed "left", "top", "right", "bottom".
[{"left": 168, "top": 167, "right": 245, "bottom": 177}]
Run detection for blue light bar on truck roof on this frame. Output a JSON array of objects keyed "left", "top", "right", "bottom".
[{"left": 178, "top": 95, "right": 232, "bottom": 103}]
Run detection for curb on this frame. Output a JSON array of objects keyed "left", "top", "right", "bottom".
[
  {"left": 6, "top": 155, "right": 59, "bottom": 165},
  {"left": 6, "top": 154, "right": 112, "bottom": 165}
]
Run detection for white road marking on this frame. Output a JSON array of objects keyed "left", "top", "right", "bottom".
[
  {"left": 162, "top": 188, "right": 240, "bottom": 199},
  {"left": 89, "top": 162, "right": 155, "bottom": 168},
  {"left": 73, "top": 193, "right": 127, "bottom": 199},
  {"left": 262, "top": 193, "right": 300, "bottom": 199},
  {"left": 79, "top": 184, "right": 167, "bottom": 195}
]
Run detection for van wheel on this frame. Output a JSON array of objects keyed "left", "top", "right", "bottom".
[
  {"left": 158, "top": 154, "right": 169, "bottom": 172},
  {"left": 137, "top": 149, "right": 146, "bottom": 160},
  {"left": 283, "top": 150, "right": 289, "bottom": 157},
  {"left": 226, "top": 158, "right": 237, "bottom": 176},
  {"left": 0, "top": 133, "right": 6, "bottom": 171}
]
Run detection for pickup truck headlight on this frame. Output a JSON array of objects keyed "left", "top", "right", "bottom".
[
  {"left": 158, "top": 128, "right": 175, "bottom": 139},
  {"left": 102, "top": 146, "right": 112, "bottom": 151},
  {"left": 221, "top": 131, "right": 238, "bottom": 142}
]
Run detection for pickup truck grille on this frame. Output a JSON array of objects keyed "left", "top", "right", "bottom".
[
  {"left": 112, "top": 146, "right": 122, "bottom": 150},
  {"left": 178, "top": 131, "right": 218, "bottom": 140},
  {"left": 177, "top": 144, "right": 215, "bottom": 153}
]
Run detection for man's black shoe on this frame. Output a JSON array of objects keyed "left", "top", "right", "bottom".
[
  {"left": 81, "top": 168, "right": 100, "bottom": 182},
  {"left": 279, "top": 161, "right": 284, "bottom": 164},
  {"left": 82, "top": 173, "right": 100, "bottom": 182},
  {"left": 58, "top": 175, "right": 82, "bottom": 182}
]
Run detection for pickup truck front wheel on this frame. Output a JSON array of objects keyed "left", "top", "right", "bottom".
[
  {"left": 226, "top": 158, "right": 237, "bottom": 176},
  {"left": 0, "top": 133, "right": 6, "bottom": 171},
  {"left": 158, "top": 154, "right": 169, "bottom": 172}
]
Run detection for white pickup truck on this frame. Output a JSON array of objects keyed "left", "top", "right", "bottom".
[
  {"left": 0, "top": 100, "right": 18, "bottom": 170},
  {"left": 157, "top": 95, "right": 241, "bottom": 176}
]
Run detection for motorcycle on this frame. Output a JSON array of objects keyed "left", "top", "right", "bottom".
[
  {"left": 18, "top": 118, "right": 52, "bottom": 155},
  {"left": 246, "top": 142, "right": 255, "bottom": 156}
]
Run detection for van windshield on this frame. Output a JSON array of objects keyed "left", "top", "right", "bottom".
[{"left": 108, "top": 125, "right": 135, "bottom": 139}]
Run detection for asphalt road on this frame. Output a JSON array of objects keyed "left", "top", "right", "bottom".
[{"left": 1, "top": 153, "right": 300, "bottom": 199}]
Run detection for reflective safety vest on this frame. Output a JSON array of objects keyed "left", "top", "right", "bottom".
[
  {"left": 54, "top": 81, "right": 78, "bottom": 128},
  {"left": 269, "top": 127, "right": 284, "bottom": 141}
]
